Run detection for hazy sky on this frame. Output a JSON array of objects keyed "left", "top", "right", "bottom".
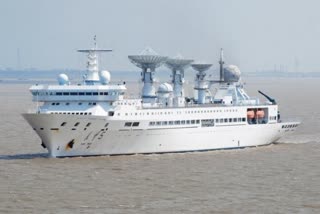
[{"left": 1, "top": 0, "right": 320, "bottom": 72}]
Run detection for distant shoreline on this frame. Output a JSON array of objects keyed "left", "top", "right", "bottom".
[{"left": 0, "top": 70, "right": 319, "bottom": 85}]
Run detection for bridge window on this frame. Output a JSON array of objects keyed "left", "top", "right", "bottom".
[
  {"left": 125, "top": 122, "right": 132, "bottom": 127},
  {"left": 93, "top": 92, "right": 98, "bottom": 95},
  {"left": 149, "top": 122, "right": 155, "bottom": 126},
  {"left": 132, "top": 122, "right": 139, "bottom": 127}
]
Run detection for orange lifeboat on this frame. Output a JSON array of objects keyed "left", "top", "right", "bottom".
[
  {"left": 247, "top": 110, "right": 255, "bottom": 119},
  {"left": 256, "top": 110, "right": 265, "bottom": 118}
]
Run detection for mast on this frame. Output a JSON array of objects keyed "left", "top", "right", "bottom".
[
  {"left": 77, "top": 35, "right": 112, "bottom": 85},
  {"left": 219, "top": 48, "right": 224, "bottom": 82}
]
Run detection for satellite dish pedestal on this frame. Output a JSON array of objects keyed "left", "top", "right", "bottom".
[
  {"left": 128, "top": 47, "right": 167, "bottom": 103},
  {"left": 165, "top": 56, "right": 193, "bottom": 107},
  {"left": 191, "top": 63, "right": 213, "bottom": 104}
]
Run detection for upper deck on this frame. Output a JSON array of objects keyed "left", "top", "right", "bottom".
[{"left": 30, "top": 84, "right": 126, "bottom": 102}]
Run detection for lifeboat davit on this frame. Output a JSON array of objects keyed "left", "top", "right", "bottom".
[
  {"left": 247, "top": 110, "right": 255, "bottom": 119},
  {"left": 256, "top": 110, "right": 265, "bottom": 118}
]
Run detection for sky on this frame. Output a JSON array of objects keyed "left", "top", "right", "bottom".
[{"left": 1, "top": 0, "right": 320, "bottom": 72}]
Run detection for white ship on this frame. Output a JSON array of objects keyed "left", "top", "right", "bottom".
[{"left": 23, "top": 39, "right": 300, "bottom": 157}]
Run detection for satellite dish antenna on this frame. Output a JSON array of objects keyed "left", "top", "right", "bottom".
[
  {"left": 165, "top": 55, "right": 193, "bottom": 106},
  {"left": 128, "top": 47, "right": 167, "bottom": 102},
  {"left": 191, "top": 63, "right": 213, "bottom": 104}
]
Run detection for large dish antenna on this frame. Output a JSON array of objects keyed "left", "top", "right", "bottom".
[{"left": 128, "top": 47, "right": 167, "bottom": 102}]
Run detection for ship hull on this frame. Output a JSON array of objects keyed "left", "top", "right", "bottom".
[{"left": 23, "top": 113, "right": 300, "bottom": 157}]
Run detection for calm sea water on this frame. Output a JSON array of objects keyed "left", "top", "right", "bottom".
[{"left": 0, "top": 77, "right": 319, "bottom": 213}]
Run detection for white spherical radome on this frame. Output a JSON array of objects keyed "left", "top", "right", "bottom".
[
  {"left": 158, "top": 83, "right": 173, "bottom": 93},
  {"left": 57, "top": 73, "right": 69, "bottom": 85},
  {"left": 100, "top": 70, "right": 111, "bottom": 85},
  {"left": 224, "top": 65, "right": 241, "bottom": 82}
]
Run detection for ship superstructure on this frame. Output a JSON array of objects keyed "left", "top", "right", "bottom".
[{"left": 23, "top": 39, "right": 300, "bottom": 157}]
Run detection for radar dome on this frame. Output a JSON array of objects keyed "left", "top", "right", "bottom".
[
  {"left": 100, "top": 70, "right": 111, "bottom": 85},
  {"left": 224, "top": 65, "right": 241, "bottom": 82},
  {"left": 57, "top": 73, "right": 69, "bottom": 85},
  {"left": 158, "top": 83, "right": 173, "bottom": 93}
]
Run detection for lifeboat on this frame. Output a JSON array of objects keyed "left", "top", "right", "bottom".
[
  {"left": 247, "top": 110, "right": 255, "bottom": 119},
  {"left": 256, "top": 110, "right": 265, "bottom": 118}
]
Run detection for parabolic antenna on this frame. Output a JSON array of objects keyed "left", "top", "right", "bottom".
[
  {"left": 191, "top": 63, "right": 213, "bottom": 72},
  {"left": 128, "top": 47, "right": 167, "bottom": 70},
  {"left": 165, "top": 54, "right": 194, "bottom": 71},
  {"left": 128, "top": 47, "right": 167, "bottom": 102}
]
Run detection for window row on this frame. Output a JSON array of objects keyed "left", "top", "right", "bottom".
[
  {"left": 51, "top": 102, "right": 96, "bottom": 106},
  {"left": 149, "top": 120, "right": 201, "bottom": 126},
  {"left": 33, "top": 91, "right": 124, "bottom": 96},
  {"left": 50, "top": 112, "right": 93, "bottom": 115},
  {"left": 216, "top": 118, "right": 246, "bottom": 123},
  {"left": 124, "top": 122, "right": 140, "bottom": 127},
  {"left": 121, "top": 108, "right": 240, "bottom": 117},
  {"left": 149, "top": 117, "right": 247, "bottom": 127}
]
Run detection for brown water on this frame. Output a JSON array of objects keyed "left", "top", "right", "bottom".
[{"left": 0, "top": 78, "right": 319, "bottom": 213}]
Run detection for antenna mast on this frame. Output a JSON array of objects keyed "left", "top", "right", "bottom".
[
  {"left": 77, "top": 36, "right": 112, "bottom": 85},
  {"left": 219, "top": 48, "right": 224, "bottom": 82}
]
